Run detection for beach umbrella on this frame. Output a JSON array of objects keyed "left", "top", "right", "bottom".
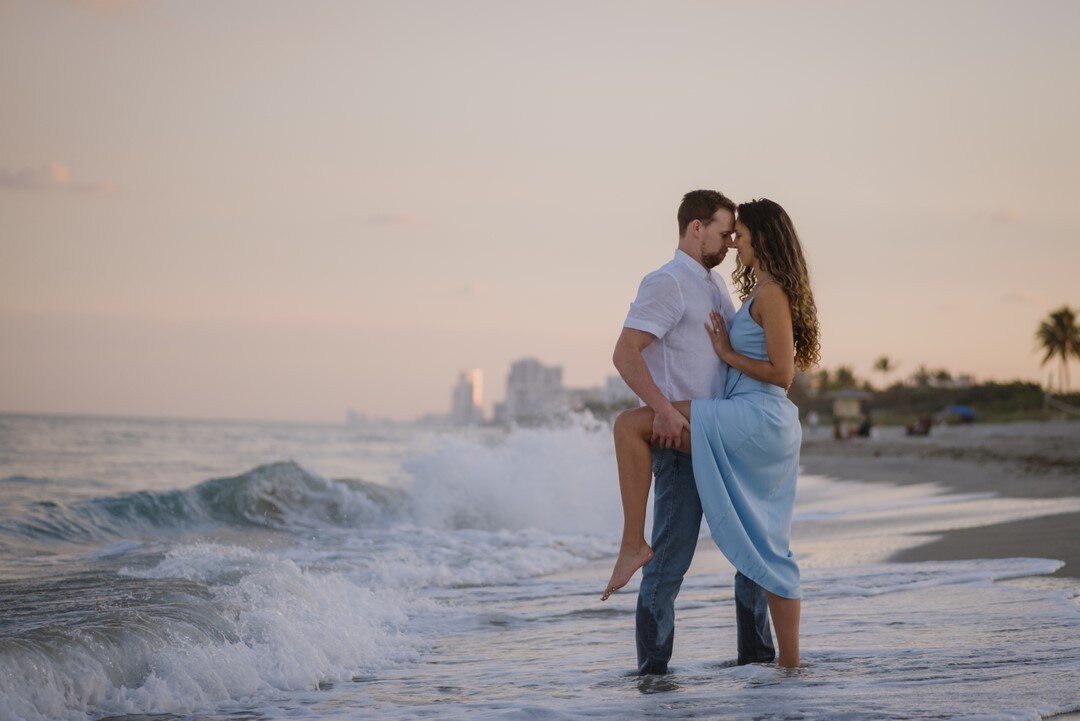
[{"left": 943, "top": 405, "right": 976, "bottom": 420}]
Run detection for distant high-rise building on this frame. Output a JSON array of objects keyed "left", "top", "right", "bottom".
[
  {"left": 504, "top": 358, "right": 565, "bottom": 423},
  {"left": 450, "top": 369, "right": 484, "bottom": 425}
]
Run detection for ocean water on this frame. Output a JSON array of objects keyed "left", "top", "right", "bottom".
[{"left": 1, "top": 413, "right": 1078, "bottom": 721}]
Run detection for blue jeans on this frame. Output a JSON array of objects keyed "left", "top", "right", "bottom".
[{"left": 636, "top": 448, "right": 775, "bottom": 674}]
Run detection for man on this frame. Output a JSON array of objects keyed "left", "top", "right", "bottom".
[{"left": 613, "top": 189, "right": 775, "bottom": 674}]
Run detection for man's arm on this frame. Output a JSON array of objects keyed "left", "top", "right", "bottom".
[{"left": 612, "top": 327, "right": 690, "bottom": 450}]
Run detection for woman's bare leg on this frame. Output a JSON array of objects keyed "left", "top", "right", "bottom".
[
  {"left": 601, "top": 407, "right": 654, "bottom": 600},
  {"left": 766, "top": 593, "right": 801, "bottom": 667},
  {"left": 602, "top": 402, "right": 692, "bottom": 601}
]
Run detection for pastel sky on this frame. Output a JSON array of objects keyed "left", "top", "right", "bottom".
[{"left": 2, "top": 0, "right": 1078, "bottom": 422}]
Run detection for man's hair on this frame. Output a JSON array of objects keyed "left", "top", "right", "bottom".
[{"left": 677, "top": 189, "right": 736, "bottom": 237}]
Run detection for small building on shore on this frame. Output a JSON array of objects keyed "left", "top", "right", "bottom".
[{"left": 828, "top": 389, "right": 873, "bottom": 422}]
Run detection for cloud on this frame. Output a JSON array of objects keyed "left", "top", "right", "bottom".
[
  {"left": 426, "top": 282, "right": 492, "bottom": 302},
  {"left": 367, "top": 212, "right": 417, "bottom": 227},
  {"left": 449, "top": 283, "right": 486, "bottom": 301},
  {"left": 58, "top": 0, "right": 138, "bottom": 11},
  {"left": 976, "top": 209, "right": 1023, "bottom": 224},
  {"left": 1000, "top": 290, "right": 1048, "bottom": 306},
  {"left": 0, "top": 161, "right": 116, "bottom": 196},
  {"left": 991, "top": 209, "right": 1023, "bottom": 224}
]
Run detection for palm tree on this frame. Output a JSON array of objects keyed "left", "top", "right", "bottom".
[
  {"left": 834, "top": 365, "right": 857, "bottom": 389},
  {"left": 1036, "top": 306, "right": 1080, "bottom": 392},
  {"left": 814, "top": 368, "right": 831, "bottom": 393},
  {"left": 873, "top": 356, "right": 895, "bottom": 389}
]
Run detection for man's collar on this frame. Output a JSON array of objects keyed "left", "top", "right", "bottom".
[{"left": 674, "top": 249, "right": 708, "bottom": 278}]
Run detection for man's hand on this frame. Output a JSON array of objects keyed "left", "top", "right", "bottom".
[
  {"left": 651, "top": 404, "right": 690, "bottom": 451},
  {"left": 613, "top": 326, "right": 687, "bottom": 449}
]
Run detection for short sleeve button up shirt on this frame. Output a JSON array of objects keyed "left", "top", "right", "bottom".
[{"left": 624, "top": 250, "right": 737, "bottom": 402}]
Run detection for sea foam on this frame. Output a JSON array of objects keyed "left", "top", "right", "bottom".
[
  {"left": 1, "top": 543, "right": 420, "bottom": 721},
  {"left": 406, "top": 416, "right": 623, "bottom": 535}
]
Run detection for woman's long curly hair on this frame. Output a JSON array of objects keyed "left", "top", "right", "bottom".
[{"left": 732, "top": 198, "right": 821, "bottom": 370}]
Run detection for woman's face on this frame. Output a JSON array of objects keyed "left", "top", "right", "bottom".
[{"left": 732, "top": 220, "right": 756, "bottom": 269}]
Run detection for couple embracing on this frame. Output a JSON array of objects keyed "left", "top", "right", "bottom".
[{"left": 601, "top": 190, "right": 820, "bottom": 672}]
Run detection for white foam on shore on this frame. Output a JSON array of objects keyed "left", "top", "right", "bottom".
[
  {"left": 244, "top": 555, "right": 1080, "bottom": 721},
  {"left": 0, "top": 543, "right": 420, "bottom": 721},
  {"left": 405, "top": 417, "right": 624, "bottom": 536}
]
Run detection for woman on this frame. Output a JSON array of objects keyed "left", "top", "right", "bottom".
[{"left": 600, "top": 198, "right": 820, "bottom": 669}]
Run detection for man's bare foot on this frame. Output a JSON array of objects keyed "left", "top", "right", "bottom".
[{"left": 600, "top": 541, "right": 653, "bottom": 601}]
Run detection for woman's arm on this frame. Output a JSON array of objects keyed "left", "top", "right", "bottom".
[{"left": 706, "top": 284, "right": 796, "bottom": 389}]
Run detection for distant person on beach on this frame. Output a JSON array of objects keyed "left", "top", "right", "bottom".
[
  {"left": 602, "top": 192, "right": 819, "bottom": 671},
  {"left": 855, "top": 413, "right": 873, "bottom": 438},
  {"left": 907, "top": 415, "right": 932, "bottom": 436},
  {"left": 807, "top": 410, "right": 821, "bottom": 437},
  {"left": 833, "top": 419, "right": 847, "bottom": 440}
]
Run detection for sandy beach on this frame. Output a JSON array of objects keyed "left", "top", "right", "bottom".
[{"left": 800, "top": 420, "right": 1080, "bottom": 578}]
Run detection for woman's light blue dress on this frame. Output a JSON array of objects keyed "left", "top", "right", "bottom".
[{"left": 690, "top": 295, "right": 802, "bottom": 599}]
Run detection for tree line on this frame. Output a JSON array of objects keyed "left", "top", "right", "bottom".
[{"left": 811, "top": 305, "right": 1079, "bottom": 394}]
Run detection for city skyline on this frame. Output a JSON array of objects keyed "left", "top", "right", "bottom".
[{"left": 2, "top": 0, "right": 1078, "bottom": 422}]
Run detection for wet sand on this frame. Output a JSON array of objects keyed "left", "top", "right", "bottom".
[{"left": 800, "top": 421, "right": 1080, "bottom": 578}]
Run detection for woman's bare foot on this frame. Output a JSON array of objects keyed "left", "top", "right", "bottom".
[{"left": 601, "top": 541, "right": 654, "bottom": 601}]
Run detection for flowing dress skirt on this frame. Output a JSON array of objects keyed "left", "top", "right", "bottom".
[{"left": 690, "top": 384, "right": 802, "bottom": 599}]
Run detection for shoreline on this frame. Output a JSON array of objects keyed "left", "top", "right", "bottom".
[{"left": 799, "top": 421, "right": 1080, "bottom": 579}]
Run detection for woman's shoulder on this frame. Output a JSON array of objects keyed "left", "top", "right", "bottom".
[
  {"left": 754, "top": 281, "right": 788, "bottom": 306},
  {"left": 752, "top": 282, "right": 793, "bottom": 322}
]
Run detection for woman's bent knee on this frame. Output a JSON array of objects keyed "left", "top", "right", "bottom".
[{"left": 614, "top": 407, "right": 652, "bottom": 439}]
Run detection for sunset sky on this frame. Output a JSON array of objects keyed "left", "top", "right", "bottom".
[{"left": 2, "top": 0, "right": 1078, "bottom": 422}]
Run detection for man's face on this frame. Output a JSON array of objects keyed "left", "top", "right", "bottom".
[{"left": 699, "top": 209, "right": 735, "bottom": 269}]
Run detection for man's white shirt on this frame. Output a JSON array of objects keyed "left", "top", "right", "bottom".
[{"left": 624, "top": 250, "right": 737, "bottom": 403}]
